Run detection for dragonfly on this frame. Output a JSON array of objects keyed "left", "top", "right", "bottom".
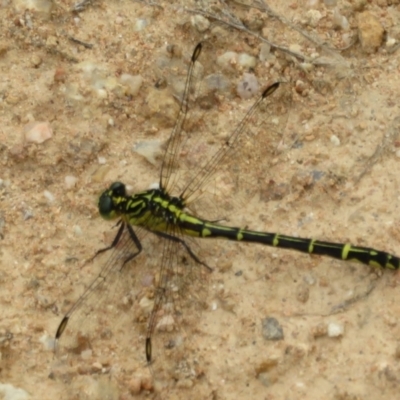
[{"left": 54, "top": 42, "right": 400, "bottom": 388}]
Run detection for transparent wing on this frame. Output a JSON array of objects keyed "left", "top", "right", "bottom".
[
  {"left": 180, "top": 82, "right": 282, "bottom": 204},
  {"left": 150, "top": 43, "right": 295, "bottom": 222},
  {"left": 145, "top": 221, "right": 211, "bottom": 388},
  {"left": 53, "top": 225, "right": 149, "bottom": 378},
  {"left": 172, "top": 80, "right": 294, "bottom": 222},
  {"left": 159, "top": 43, "right": 203, "bottom": 194},
  {"left": 53, "top": 219, "right": 210, "bottom": 389}
]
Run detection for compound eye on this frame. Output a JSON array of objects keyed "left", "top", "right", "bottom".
[
  {"left": 110, "top": 182, "right": 126, "bottom": 197},
  {"left": 98, "top": 193, "right": 114, "bottom": 219}
]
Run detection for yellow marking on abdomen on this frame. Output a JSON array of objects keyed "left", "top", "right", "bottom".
[{"left": 341, "top": 243, "right": 351, "bottom": 260}]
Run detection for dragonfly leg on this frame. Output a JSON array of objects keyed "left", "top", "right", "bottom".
[
  {"left": 153, "top": 231, "right": 213, "bottom": 271},
  {"left": 88, "top": 220, "right": 125, "bottom": 262}
]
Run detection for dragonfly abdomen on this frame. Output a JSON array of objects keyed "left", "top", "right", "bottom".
[{"left": 179, "top": 215, "right": 399, "bottom": 269}]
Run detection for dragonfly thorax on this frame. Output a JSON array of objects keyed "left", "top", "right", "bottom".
[{"left": 98, "top": 182, "right": 187, "bottom": 227}]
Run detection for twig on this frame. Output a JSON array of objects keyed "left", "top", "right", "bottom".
[
  {"left": 68, "top": 36, "right": 94, "bottom": 49},
  {"left": 186, "top": 7, "right": 311, "bottom": 62},
  {"left": 72, "top": 0, "right": 95, "bottom": 12}
]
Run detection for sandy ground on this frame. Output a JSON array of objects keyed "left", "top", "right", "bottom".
[{"left": 1, "top": 0, "right": 400, "bottom": 399}]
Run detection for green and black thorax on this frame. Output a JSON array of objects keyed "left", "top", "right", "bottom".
[{"left": 98, "top": 181, "right": 190, "bottom": 233}]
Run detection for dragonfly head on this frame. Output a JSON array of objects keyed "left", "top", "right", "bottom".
[{"left": 98, "top": 182, "right": 127, "bottom": 220}]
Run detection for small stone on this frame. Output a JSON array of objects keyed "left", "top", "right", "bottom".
[
  {"left": 259, "top": 43, "right": 271, "bottom": 62},
  {"left": 24, "top": 121, "right": 53, "bottom": 144},
  {"left": 119, "top": 74, "right": 143, "bottom": 97},
  {"left": 327, "top": 321, "right": 344, "bottom": 337},
  {"left": 386, "top": 37, "right": 396, "bottom": 48},
  {"left": 303, "top": 274, "right": 316, "bottom": 285},
  {"left": 30, "top": 54, "right": 42, "bottom": 68},
  {"left": 23, "top": 209, "right": 34, "bottom": 220},
  {"left": 36, "top": 293, "right": 51, "bottom": 308},
  {"left": 357, "top": 12, "right": 384, "bottom": 54},
  {"left": 217, "top": 51, "right": 238, "bottom": 70},
  {"left": 73, "top": 225, "right": 82, "bottom": 236},
  {"left": 210, "top": 26, "right": 230, "bottom": 39},
  {"left": 39, "top": 333, "right": 54, "bottom": 351},
  {"left": 289, "top": 44, "right": 302, "bottom": 54},
  {"left": 156, "top": 315, "right": 175, "bottom": 332},
  {"left": 299, "top": 62, "right": 313, "bottom": 73},
  {"left": 64, "top": 175, "right": 77, "bottom": 189},
  {"left": 330, "top": 134, "right": 341, "bottom": 146},
  {"left": 295, "top": 80, "right": 307, "bottom": 94},
  {"left": 46, "top": 35, "right": 58, "bottom": 48},
  {"left": 94, "top": 87, "right": 108, "bottom": 99},
  {"left": 128, "top": 377, "right": 142, "bottom": 395},
  {"left": 237, "top": 73, "right": 259, "bottom": 99},
  {"left": 43, "top": 190, "right": 55, "bottom": 203},
  {"left": 141, "top": 376, "right": 153, "bottom": 391},
  {"left": 333, "top": 8, "right": 349, "bottom": 30},
  {"left": 311, "top": 322, "right": 327, "bottom": 338},
  {"left": 139, "top": 296, "right": 154, "bottom": 313},
  {"left": 357, "top": 121, "right": 367, "bottom": 131},
  {"left": 262, "top": 317, "right": 284, "bottom": 341},
  {"left": 134, "top": 18, "right": 148, "bottom": 31},
  {"left": 14, "top": 0, "right": 53, "bottom": 14},
  {"left": 237, "top": 53, "right": 257, "bottom": 69},
  {"left": 191, "top": 14, "right": 210, "bottom": 32},
  {"left": 0, "top": 383, "right": 29, "bottom": 400},
  {"left": 305, "top": 10, "right": 322, "bottom": 28},
  {"left": 80, "top": 349, "right": 92, "bottom": 359},
  {"left": 203, "top": 73, "right": 231, "bottom": 93},
  {"left": 307, "top": 0, "right": 319, "bottom": 7},
  {"left": 92, "top": 165, "right": 110, "bottom": 184},
  {"left": 91, "top": 362, "right": 102, "bottom": 372},
  {"left": 133, "top": 140, "right": 163, "bottom": 166}
]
